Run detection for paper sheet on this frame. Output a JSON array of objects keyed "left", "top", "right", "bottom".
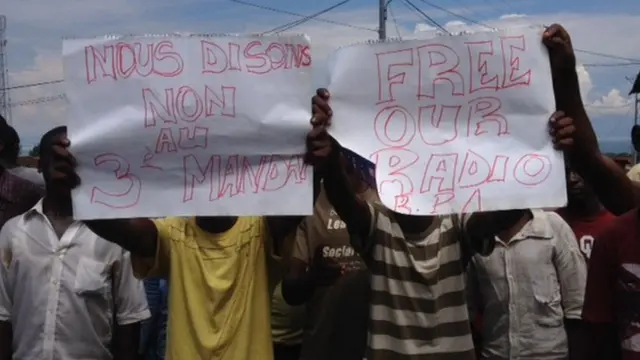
[
  {"left": 327, "top": 27, "right": 567, "bottom": 215},
  {"left": 63, "top": 35, "right": 314, "bottom": 219}
]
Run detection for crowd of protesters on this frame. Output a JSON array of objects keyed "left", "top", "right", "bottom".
[{"left": 0, "top": 23, "right": 637, "bottom": 360}]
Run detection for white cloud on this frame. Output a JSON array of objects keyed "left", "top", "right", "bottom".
[{"left": 500, "top": 14, "right": 527, "bottom": 20}]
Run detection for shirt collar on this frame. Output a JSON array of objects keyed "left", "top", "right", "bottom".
[
  {"left": 23, "top": 199, "right": 45, "bottom": 220},
  {"left": 511, "top": 209, "right": 554, "bottom": 241}
]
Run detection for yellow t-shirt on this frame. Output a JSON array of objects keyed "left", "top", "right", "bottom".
[
  {"left": 131, "top": 217, "right": 273, "bottom": 360},
  {"left": 628, "top": 163, "right": 640, "bottom": 182}
]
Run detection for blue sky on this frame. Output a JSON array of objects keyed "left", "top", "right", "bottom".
[{"left": 1, "top": 0, "right": 639, "bottom": 153}]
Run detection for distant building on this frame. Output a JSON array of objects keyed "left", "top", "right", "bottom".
[{"left": 17, "top": 156, "right": 38, "bottom": 168}]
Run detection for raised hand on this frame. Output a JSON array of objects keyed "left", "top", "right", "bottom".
[
  {"left": 305, "top": 88, "right": 336, "bottom": 172},
  {"left": 48, "top": 133, "right": 80, "bottom": 189},
  {"left": 542, "top": 24, "right": 576, "bottom": 75}
]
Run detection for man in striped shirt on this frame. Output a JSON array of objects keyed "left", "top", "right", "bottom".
[{"left": 311, "top": 88, "right": 526, "bottom": 360}]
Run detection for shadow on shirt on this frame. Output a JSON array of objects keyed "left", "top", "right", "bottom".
[{"left": 300, "top": 269, "right": 370, "bottom": 360}]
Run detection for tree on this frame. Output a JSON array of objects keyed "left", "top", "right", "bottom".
[{"left": 28, "top": 145, "right": 40, "bottom": 157}]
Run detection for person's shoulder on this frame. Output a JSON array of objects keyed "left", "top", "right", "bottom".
[
  {"left": 3, "top": 170, "right": 42, "bottom": 195},
  {"left": 9, "top": 167, "right": 45, "bottom": 187},
  {"left": 243, "top": 216, "right": 269, "bottom": 236},
  {"left": 0, "top": 214, "right": 24, "bottom": 235},
  {"left": 540, "top": 209, "right": 569, "bottom": 225},
  {"left": 531, "top": 210, "right": 573, "bottom": 237},
  {"left": 597, "top": 209, "right": 638, "bottom": 241},
  {"left": 152, "top": 217, "right": 191, "bottom": 236},
  {"left": 153, "top": 216, "right": 188, "bottom": 226}
]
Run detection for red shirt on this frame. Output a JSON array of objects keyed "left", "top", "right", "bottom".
[
  {"left": 557, "top": 208, "right": 616, "bottom": 260},
  {"left": 582, "top": 209, "right": 640, "bottom": 360}
]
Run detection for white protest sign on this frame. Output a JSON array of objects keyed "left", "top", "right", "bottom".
[
  {"left": 327, "top": 27, "right": 566, "bottom": 215},
  {"left": 63, "top": 35, "right": 314, "bottom": 219}
]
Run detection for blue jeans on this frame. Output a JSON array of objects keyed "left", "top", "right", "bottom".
[{"left": 140, "top": 279, "right": 168, "bottom": 360}]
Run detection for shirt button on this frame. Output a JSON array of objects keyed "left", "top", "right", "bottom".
[{"left": 52, "top": 280, "right": 58, "bottom": 285}]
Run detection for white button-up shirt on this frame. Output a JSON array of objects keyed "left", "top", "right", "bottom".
[
  {"left": 467, "top": 210, "right": 587, "bottom": 360},
  {"left": 0, "top": 200, "right": 150, "bottom": 360}
]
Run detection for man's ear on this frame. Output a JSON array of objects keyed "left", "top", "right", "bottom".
[{"left": 632, "top": 125, "right": 640, "bottom": 153}]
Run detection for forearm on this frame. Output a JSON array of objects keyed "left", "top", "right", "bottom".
[
  {"left": 554, "top": 71, "right": 637, "bottom": 213},
  {"left": 112, "top": 322, "right": 142, "bottom": 360},
  {"left": 0, "top": 321, "right": 12, "bottom": 360},
  {"left": 85, "top": 219, "right": 157, "bottom": 258},
  {"left": 281, "top": 273, "right": 315, "bottom": 306},
  {"left": 564, "top": 318, "right": 584, "bottom": 360},
  {"left": 554, "top": 70, "right": 588, "bottom": 121},
  {"left": 322, "top": 154, "right": 371, "bottom": 240}
]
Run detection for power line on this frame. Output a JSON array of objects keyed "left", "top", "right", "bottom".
[
  {"left": 583, "top": 62, "right": 640, "bottom": 68},
  {"left": 9, "top": 93, "right": 67, "bottom": 108},
  {"left": 262, "top": 0, "right": 353, "bottom": 34},
  {"left": 230, "top": 0, "right": 376, "bottom": 32},
  {"left": 574, "top": 49, "right": 640, "bottom": 63},
  {"left": 2, "top": 79, "right": 63, "bottom": 91},
  {"left": 402, "top": 0, "right": 449, "bottom": 34},
  {"left": 417, "top": 0, "right": 494, "bottom": 29},
  {"left": 388, "top": 1, "right": 403, "bottom": 39},
  {"left": 265, "top": 0, "right": 352, "bottom": 34},
  {"left": 415, "top": 0, "right": 640, "bottom": 63}
]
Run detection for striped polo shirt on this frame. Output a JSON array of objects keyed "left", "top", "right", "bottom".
[{"left": 357, "top": 202, "right": 475, "bottom": 360}]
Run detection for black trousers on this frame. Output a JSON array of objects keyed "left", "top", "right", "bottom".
[{"left": 273, "top": 342, "right": 302, "bottom": 360}]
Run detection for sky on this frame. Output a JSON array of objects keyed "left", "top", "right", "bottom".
[{"left": 1, "top": 0, "right": 639, "bottom": 153}]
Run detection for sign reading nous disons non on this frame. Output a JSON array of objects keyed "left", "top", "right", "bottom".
[
  {"left": 327, "top": 27, "right": 566, "bottom": 215},
  {"left": 64, "top": 35, "right": 314, "bottom": 219}
]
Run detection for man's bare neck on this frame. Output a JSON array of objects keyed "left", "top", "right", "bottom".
[
  {"left": 395, "top": 213, "right": 434, "bottom": 234},
  {"left": 195, "top": 216, "right": 238, "bottom": 234}
]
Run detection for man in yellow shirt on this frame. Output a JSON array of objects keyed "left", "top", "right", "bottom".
[{"left": 46, "top": 115, "right": 332, "bottom": 360}]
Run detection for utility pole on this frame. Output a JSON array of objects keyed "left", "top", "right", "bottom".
[
  {"left": 628, "top": 72, "right": 640, "bottom": 165},
  {"left": 0, "top": 15, "right": 11, "bottom": 125},
  {"left": 634, "top": 93, "right": 639, "bottom": 165},
  {"left": 378, "top": 0, "right": 387, "bottom": 40}
]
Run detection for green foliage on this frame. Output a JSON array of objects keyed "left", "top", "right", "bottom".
[{"left": 28, "top": 145, "right": 40, "bottom": 157}]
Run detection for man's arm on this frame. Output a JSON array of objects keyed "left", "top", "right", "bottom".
[
  {"left": 466, "top": 260, "right": 483, "bottom": 357},
  {"left": 282, "top": 221, "right": 314, "bottom": 306},
  {"left": 113, "top": 322, "right": 142, "bottom": 360},
  {"left": 582, "top": 219, "right": 622, "bottom": 360},
  {"left": 85, "top": 219, "right": 158, "bottom": 258},
  {"left": 547, "top": 212, "right": 587, "bottom": 360},
  {"left": 555, "top": 68, "right": 639, "bottom": 214},
  {"left": 112, "top": 251, "right": 151, "bottom": 360},
  {"left": 0, "top": 227, "right": 13, "bottom": 360},
  {"left": 323, "top": 149, "right": 373, "bottom": 248}
]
